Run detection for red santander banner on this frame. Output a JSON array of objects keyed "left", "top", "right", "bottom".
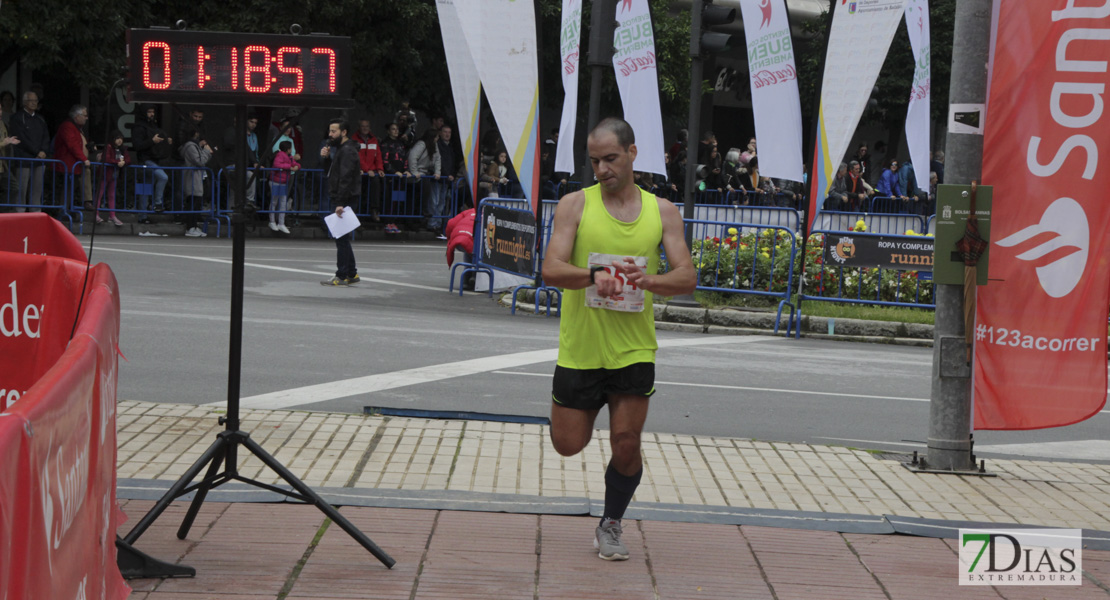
[{"left": 975, "top": 0, "right": 1110, "bottom": 429}]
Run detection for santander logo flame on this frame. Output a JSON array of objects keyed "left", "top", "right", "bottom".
[{"left": 994, "top": 197, "right": 1089, "bottom": 298}]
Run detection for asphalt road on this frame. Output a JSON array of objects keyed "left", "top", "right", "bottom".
[{"left": 86, "top": 235, "right": 1110, "bottom": 463}]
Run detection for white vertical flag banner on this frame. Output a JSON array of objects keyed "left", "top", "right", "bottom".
[
  {"left": 612, "top": 0, "right": 666, "bottom": 176},
  {"left": 556, "top": 0, "right": 582, "bottom": 174},
  {"left": 436, "top": 0, "right": 483, "bottom": 194},
  {"left": 904, "top": 0, "right": 930, "bottom": 185},
  {"left": 739, "top": 0, "right": 804, "bottom": 182},
  {"left": 453, "top": 0, "right": 541, "bottom": 201},
  {"left": 806, "top": 0, "right": 908, "bottom": 231}
]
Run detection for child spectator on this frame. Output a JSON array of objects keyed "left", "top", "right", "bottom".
[
  {"left": 94, "top": 130, "right": 129, "bottom": 225},
  {"left": 270, "top": 140, "right": 300, "bottom": 234}
]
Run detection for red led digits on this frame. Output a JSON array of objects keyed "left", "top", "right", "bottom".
[
  {"left": 276, "top": 47, "right": 304, "bottom": 94},
  {"left": 312, "top": 48, "right": 337, "bottom": 92},
  {"left": 142, "top": 41, "right": 172, "bottom": 90},
  {"left": 230, "top": 47, "right": 238, "bottom": 90},
  {"left": 244, "top": 45, "right": 271, "bottom": 93},
  {"left": 197, "top": 46, "right": 208, "bottom": 89}
]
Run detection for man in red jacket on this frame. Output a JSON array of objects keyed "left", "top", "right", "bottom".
[
  {"left": 352, "top": 119, "right": 384, "bottom": 221},
  {"left": 54, "top": 104, "right": 93, "bottom": 210}
]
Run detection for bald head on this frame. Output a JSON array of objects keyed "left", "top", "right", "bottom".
[{"left": 588, "top": 117, "right": 635, "bottom": 150}]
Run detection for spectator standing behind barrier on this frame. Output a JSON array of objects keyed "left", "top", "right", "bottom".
[
  {"left": 352, "top": 119, "right": 384, "bottom": 222},
  {"left": 320, "top": 118, "right": 361, "bottom": 286},
  {"left": 395, "top": 101, "right": 417, "bottom": 146},
  {"left": 433, "top": 125, "right": 462, "bottom": 236},
  {"left": 8, "top": 91, "right": 49, "bottom": 213},
  {"left": 222, "top": 113, "right": 261, "bottom": 208},
  {"left": 854, "top": 143, "right": 871, "bottom": 182},
  {"left": 94, "top": 130, "right": 128, "bottom": 226},
  {"left": 269, "top": 140, "right": 300, "bottom": 234},
  {"left": 541, "top": 117, "right": 696, "bottom": 562},
  {"left": 824, "top": 162, "right": 849, "bottom": 211},
  {"left": 131, "top": 105, "right": 172, "bottom": 221},
  {"left": 930, "top": 150, "right": 945, "bottom": 184},
  {"left": 408, "top": 129, "right": 441, "bottom": 233},
  {"left": 176, "top": 108, "right": 206, "bottom": 160},
  {"left": 179, "top": 126, "right": 212, "bottom": 237},
  {"left": 380, "top": 122, "right": 411, "bottom": 234},
  {"left": 495, "top": 151, "right": 522, "bottom": 198},
  {"left": 54, "top": 105, "right": 94, "bottom": 210},
  {"left": 478, "top": 159, "right": 501, "bottom": 200},
  {"left": 899, "top": 161, "right": 929, "bottom": 215}
]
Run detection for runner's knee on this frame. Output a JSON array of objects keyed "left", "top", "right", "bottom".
[
  {"left": 550, "top": 428, "right": 590, "bottom": 457},
  {"left": 609, "top": 431, "right": 641, "bottom": 463}
]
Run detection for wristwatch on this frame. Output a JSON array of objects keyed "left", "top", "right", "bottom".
[{"left": 589, "top": 265, "right": 607, "bottom": 284}]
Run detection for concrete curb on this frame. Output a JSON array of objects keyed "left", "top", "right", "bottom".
[{"left": 505, "top": 293, "right": 935, "bottom": 346}]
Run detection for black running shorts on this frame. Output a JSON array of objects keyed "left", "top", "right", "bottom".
[{"left": 551, "top": 362, "right": 656, "bottom": 411}]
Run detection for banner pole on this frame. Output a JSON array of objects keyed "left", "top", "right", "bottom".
[{"left": 924, "top": 0, "right": 992, "bottom": 473}]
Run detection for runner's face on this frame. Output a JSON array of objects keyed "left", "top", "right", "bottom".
[{"left": 588, "top": 131, "right": 637, "bottom": 193}]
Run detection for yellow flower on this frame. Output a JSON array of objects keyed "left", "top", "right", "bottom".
[
  {"left": 906, "top": 229, "right": 916, "bottom": 236},
  {"left": 761, "top": 252, "right": 770, "bottom": 259},
  {"left": 727, "top": 227, "right": 738, "bottom": 235},
  {"left": 853, "top": 219, "right": 867, "bottom": 232}
]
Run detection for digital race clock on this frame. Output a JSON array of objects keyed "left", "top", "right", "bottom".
[{"left": 126, "top": 29, "right": 353, "bottom": 107}]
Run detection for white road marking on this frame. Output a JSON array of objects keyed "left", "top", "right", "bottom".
[
  {"left": 216, "top": 335, "right": 774, "bottom": 410},
  {"left": 972, "top": 440, "right": 1110, "bottom": 460},
  {"left": 492, "top": 370, "right": 930, "bottom": 403},
  {"left": 92, "top": 245, "right": 444, "bottom": 291}
]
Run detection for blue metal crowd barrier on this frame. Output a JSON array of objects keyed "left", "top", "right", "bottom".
[
  {"left": 682, "top": 219, "right": 798, "bottom": 333},
  {"left": 790, "top": 229, "right": 935, "bottom": 338},
  {"left": 510, "top": 199, "right": 561, "bottom": 315},
  {"left": 451, "top": 197, "right": 531, "bottom": 298},
  {"left": 926, "top": 214, "right": 936, "bottom": 236},
  {"left": 114, "top": 163, "right": 218, "bottom": 234},
  {"left": 0, "top": 157, "right": 71, "bottom": 222},
  {"left": 213, "top": 166, "right": 326, "bottom": 236},
  {"left": 813, "top": 211, "right": 927, "bottom": 235},
  {"left": 675, "top": 203, "right": 802, "bottom": 233}
]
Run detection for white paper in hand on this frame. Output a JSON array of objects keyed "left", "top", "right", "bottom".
[{"left": 324, "top": 209, "right": 361, "bottom": 238}]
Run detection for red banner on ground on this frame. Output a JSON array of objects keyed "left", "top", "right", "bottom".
[
  {"left": 974, "top": 1, "right": 1110, "bottom": 429},
  {"left": 0, "top": 219, "right": 128, "bottom": 599},
  {"left": 0, "top": 212, "right": 87, "bottom": 261}
]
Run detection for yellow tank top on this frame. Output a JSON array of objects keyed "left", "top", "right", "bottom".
[{"left": 557, "top": 184, "right": 662, "bottom": 369}]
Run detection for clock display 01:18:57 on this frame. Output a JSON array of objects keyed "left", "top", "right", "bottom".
[{"left": 139, "top": 41, "right": 338, "bottom": 95}]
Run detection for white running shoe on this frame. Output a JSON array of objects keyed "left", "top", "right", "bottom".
[
  {"left": 278, "top": 225, "right": 291, "bottom": 234},
  {"left": 269, "top": 222, "right": 279, "bottom": 231}
]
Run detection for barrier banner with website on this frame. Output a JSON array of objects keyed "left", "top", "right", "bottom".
[
  {"left": 555, "top": 0, "right": 582, "bottom": 174},
  {"left": 807, "top": 0, "right": 908, "bottom": 232},
  {"left": 480, "top": 204, "right": 537, "bottom": 276},
  {"left": 739, "top": 0, "right": 804, "bottom": 183},
  {"left": 0, "top": 249, "right": 128, "bottom": 599},
  {"left": 823, "top": 233, "right": 933, "bottom": 272},
  {"left": 611, "top": 0, "right": 666, "bottom": 177},
  {"left": 973, "top": 0, "right": 1110, "bottom": 429},
  {"left": 436, "top": 0, "right": 483, "bottom": 200},
  {"left": 0, "top": 212, "right": 88, "bottom": 260}
]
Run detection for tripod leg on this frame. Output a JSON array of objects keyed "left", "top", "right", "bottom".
[
  {"left": 177, "top": 441, "right": 228, "bottom": 540},
  {"left": 239, "top": 434, "right": 396, "bottom": 569},
  {"left": 123, "top": 435, "right": 229, "bottom": 545}
]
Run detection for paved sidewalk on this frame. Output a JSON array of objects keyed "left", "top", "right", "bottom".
[
  {"left": 118, "top": 400, "right": 1110, "bottom": 532},
  {"left": 121, "top": 500, "right": 1110, "bottom": 599}
]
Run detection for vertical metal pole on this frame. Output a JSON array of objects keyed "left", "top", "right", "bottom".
[
  {"left": 682, "top": 0, "right": 704, "bottom": 249},
  {"left": 226, "top": 104, "right": 248, "bottom": 441},
  {"left": 579, "top": 0, "right": 616, "bottom": 185},
  {"left": 927, "top": 0, "right": 992, "bottom": 471}
]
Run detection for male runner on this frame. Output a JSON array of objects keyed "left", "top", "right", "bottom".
[{"left": 541, "top": 117, "right": 696, "bottom": 560}]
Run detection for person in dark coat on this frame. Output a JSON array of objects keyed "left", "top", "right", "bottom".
[
  {"left": 8, "top": 91, "right": 50, "bottom": 212},
  {"left": 320, "top": 118, "right": 362, "bottom": 286}
]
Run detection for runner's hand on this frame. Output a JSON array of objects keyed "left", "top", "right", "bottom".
[
  {"left": 594, "top": 268, "right": 622, "bottom": 298},
  {"left": 613, "top": 257, "right": 649, "bottom": 291}
]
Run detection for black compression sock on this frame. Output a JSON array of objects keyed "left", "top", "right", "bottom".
[{"left": 601, "top": 461, "right": 643, "bottom": 525}]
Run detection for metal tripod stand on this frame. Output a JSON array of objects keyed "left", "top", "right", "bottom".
[{"left": 120, "top": 104, "right": 394, "bottom": 573}]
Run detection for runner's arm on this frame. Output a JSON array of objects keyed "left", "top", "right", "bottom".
[{"left": 540, "top": 191, "right": 594, "bottom": 290}]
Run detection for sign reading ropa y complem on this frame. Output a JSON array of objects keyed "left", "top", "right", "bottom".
[{"left": 824, "top": 233, "right": 933, "bottom": 272}]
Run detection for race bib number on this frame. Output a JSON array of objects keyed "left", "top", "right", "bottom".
[{"left": 585, "top": 252, "right": 647, "bottom": 312}]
